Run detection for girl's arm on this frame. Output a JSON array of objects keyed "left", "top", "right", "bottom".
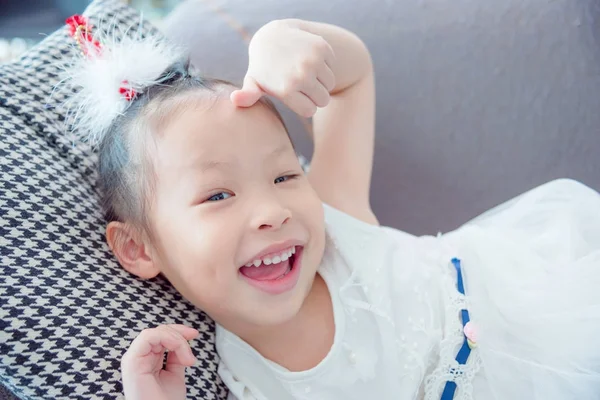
[
  {"left": 231, "top": 19, "right": 378, "bottom": 225},
  {"left": 295, "top": 20, "right": 377, "bottom": 225}
]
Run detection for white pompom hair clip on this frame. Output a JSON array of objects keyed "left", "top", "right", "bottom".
[{"left": 60, "top": 15, "right": 185, "bottom": 147}]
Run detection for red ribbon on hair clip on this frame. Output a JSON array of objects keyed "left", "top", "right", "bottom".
[
  {"left": 66, "top": 15, "right": 102, "bottom": 57},
  {"left": 119, "top": 81, "right": 137, "bottom": 102},
  {"left": 66, "top": 15, "right": 138, "bottom": 102}
]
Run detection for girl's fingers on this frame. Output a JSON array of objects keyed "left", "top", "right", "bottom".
[
  {"left": 283, "top": 91, "right": 317, "bottom": 118},
  {"left": 165, "top": 345, "right": 195, "bottom": 377},
  {"left": 122, "top": 325, "right": 198, "bottom": 374},
  {"left": 231, "top": 76, "right": 263, "bottom": 107},
  {"left": 166, "top": 324, "right": 200, "bottom": 341},
  {"left": 317, "top": 63, "right": 336, "bottom": 93},
  {"left": 315, "top": 37, "right": 336, "bottom": 69},
  {"left": 302, "top": 79, "right": 330, "bottom": 108},
  {"left": 161, "top": 325, "right": 198, "bottom": 366}
]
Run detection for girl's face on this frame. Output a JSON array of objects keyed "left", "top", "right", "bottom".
[{"left": 147, "top": 96, "right": 325, "bottom": 333}]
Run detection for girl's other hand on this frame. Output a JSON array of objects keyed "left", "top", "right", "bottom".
[{"left": 121, "top": 324, "right": 199, "bottom": 400}]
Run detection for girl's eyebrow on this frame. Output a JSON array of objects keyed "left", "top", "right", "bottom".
[
  {"left": 268, "top": 143, "right": 291, "bottom": 158},
  {"left": 195, "top": 159, "right": 233, "bottom": 173},
  {"left": 191, "top": 143, "right": 291, "bottom": 173}
]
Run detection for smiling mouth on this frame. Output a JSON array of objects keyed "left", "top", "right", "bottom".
[
  {"left": 238, "top": 245, "right": 304, "bottom": 295},
  {"left": 239, "top": 246, "right": 300, "bottom": 281}
]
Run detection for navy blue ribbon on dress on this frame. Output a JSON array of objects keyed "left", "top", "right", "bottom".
[{"left": 440, "top": 258, "right": 472, "bottom": 400}]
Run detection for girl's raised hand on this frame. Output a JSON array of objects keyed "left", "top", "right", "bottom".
[{"left": 231, "top": 20, "right": 336, "bottom": 118}]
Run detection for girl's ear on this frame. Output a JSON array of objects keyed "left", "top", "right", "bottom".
[{"left": 106, "top": 221, "right": 160, "bottom": 279}]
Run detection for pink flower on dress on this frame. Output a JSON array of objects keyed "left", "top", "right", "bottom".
[{"left": 464, "top": 322, "right": 478, "bottom": 348}]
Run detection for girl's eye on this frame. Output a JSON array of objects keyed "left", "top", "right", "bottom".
[
  {"left": 274, "top": 174, "right": 298, "bottom": 184},
  {"left": 206, "top": 192, "right": 233, "bottom": 202}
]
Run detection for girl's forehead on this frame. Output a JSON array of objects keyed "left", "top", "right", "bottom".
[
  {"left": 163, "top": 96, "right": 286, "bottom": 142},
  {"left": 154, "top": 98, "right": 291, "bottom": 167}
]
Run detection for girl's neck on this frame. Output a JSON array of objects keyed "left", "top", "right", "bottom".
[{"left": 240, "top": 273, "right": 335, "bottom": 372}]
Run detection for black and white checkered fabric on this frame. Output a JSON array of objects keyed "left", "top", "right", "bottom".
[{"left": 0, "top": 1, "right": 227, "bottom": 399}]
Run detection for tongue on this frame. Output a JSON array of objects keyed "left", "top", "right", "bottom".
[{"left": 240, "top": 259, "right": 291, "bottom": 281}]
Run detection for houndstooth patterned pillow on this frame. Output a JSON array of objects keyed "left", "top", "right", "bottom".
[{"left": 0, "top": 1, "right": 227, "bottom": 399}]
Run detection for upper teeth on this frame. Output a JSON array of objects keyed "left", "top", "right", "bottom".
[{"left": 245, "top": 246, "right": 296, "bottom": 268}]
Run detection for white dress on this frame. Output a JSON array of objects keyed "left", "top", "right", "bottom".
[{"left": 216, "top": 179, "right": 600, "bottom": 400}]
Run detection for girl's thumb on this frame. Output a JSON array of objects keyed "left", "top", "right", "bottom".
[{"left": 230, "top": 76, "right": 263, "bottom": 107}]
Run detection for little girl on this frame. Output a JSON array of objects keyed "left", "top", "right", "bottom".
[{"left": 61, "top": 14, "right": 600, "bottom": 400}]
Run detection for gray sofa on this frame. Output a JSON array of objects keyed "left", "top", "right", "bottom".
[{"left": 1, "top": 0, "right": 599, "bottom": 399}]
